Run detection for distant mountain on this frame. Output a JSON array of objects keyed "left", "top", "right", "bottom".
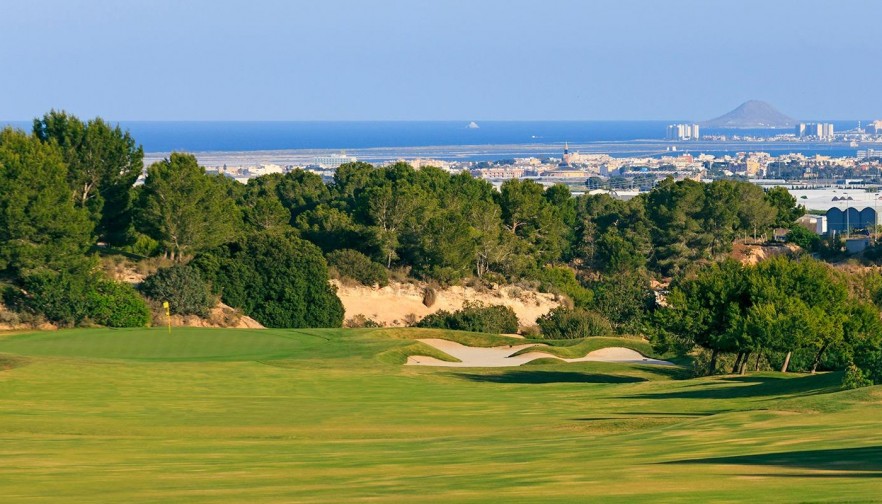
[{"left": 700, "top": 100, "right": 797, "bottom": 128}]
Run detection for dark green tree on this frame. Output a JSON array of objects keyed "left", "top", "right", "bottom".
[
  {"left": 193, "top": 231, "right": 343, "bottom": 328},
  {"left": 33, "top": 110, "right": 144, "bottom": 244},
  {"left": 141, "top": 264, "right": 215, "bottom": 317},
  {"left": 0, "top": 128, "right": 93, "bottom": 276},
  {"left": 765, "top": 186, "right": 805, "bottom": 227},
  {"left": 135, "top": 153, "right": 242, "bottom": 260}
]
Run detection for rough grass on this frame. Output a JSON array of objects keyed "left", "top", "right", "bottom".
[
  {"left": 0, "top": 327, "right": 879, "bottom": 503},
  {"left": 377, "top": 341, "right": 461, "bottom": 365},
  {"left": 374, "top": 327, "right": 527, "bottom": 347},
  {"left": 509, "top": 336, "right": 656, "bottom": 359}
]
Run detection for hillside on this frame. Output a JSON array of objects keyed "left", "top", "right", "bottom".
[
  {"left": 701, "top": 100, "right": 797, "bottom": 128},
  {"left": 333, "top": 280, "right": 561, "bottom": 327}
]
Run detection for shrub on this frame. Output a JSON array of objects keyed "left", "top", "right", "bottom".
[
  {"left": 537, "top": 307, "right": 614, "bottom": 339},
  {"left": 8, "top": 268, "right": 149, "bottom": 328},
  {"left": 90, "top": 280, "right": 151, "bottom": 327},
  {"left": 326, "top": 249, "right": 388, "bottom": 286},
  {"left": 141, "top": 264, "right": 214, "bottom": 317},
  {"left": 787, "top": 225, "right": 821, "bottom": 251},
  {"left": 124, "top": 233, "right": 163, "bottom": 258},
  {"left": 417, "top": 302, "right": 518, "bottom": 334},
  {"left": 344, "top": 314, "right": 382, "bottom": 328},
  {"left": 193, "top": 231, "right": 344, "bottom": 328},
  {"left": 842, "top": 362, "right": 873, "bottom": 389},
  {"left": 535, "top": 266, "right": 593, "bottom": 308},
  {"left": 519, "top": 324, "right": 541, "bottom": 338}
]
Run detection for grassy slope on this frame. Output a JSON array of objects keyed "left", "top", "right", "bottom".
[
  {"left": 508, "top": 336, "right": 656, "bottom": 359},
  {"left": 0, "top": 327, "right": 879, "bottom": 503}
]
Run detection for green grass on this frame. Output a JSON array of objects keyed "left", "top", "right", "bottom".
[
  {"left": 0, "top": 327, "right": 880, "bottom": 503},
  {"left": 508, "top": 336, "right": 656, "bottom": 359}
]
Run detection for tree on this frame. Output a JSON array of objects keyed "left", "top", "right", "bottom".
[
  {"left": 273, "top": 170, "right": 329, "bottom": 219},
  {"left": 498, "top": 179, "right": 567, "bottom": 265},
  {"left": 645, "top": 178, "right": 708, "bottom": 276},
  {"left": 498, "top": 179, "right": 546, "bottom": 236},
  {"left": 240, "top": 177, "right": 290, "bottom": 231},
  {"left": 766, "top": 186, "right": 804, "bottom": 227},
  {"left": 135, "top": 153, "right": 241, "bottom": 260},
  {"left": 590, "top": 270, "right": 653, "bottom": 334},
  {"left": 33, "top": 111, "right": 144, "bottom": 244},
  {"left": 193, "top": 231, "right": 343, "bottom": 328},
  {"left": 735, "top": 182, "right": 777, "bottom": 240},
  {"left": 0, "top": 127, "right": 93, "bottom": 276},
  {"left": 575, "top": 194, "right": 651, "bottom": 273},
  {"left": 140, "top": 264, "right": 215, "bottom": 317},
  {"left": 658, "top": 260, "right": 750, "bottom": 374}
]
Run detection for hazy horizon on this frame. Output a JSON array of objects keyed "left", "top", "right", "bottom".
[{"left": 3, "top": 0, "right": 881, "bottom": 121}]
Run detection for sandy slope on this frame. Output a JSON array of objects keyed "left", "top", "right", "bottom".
[
  {"left": 333, "top": 280, "right": 561, "bottom": 327},
  {"left": 406, "top": 338, "right": 675, "bottom": 367}
]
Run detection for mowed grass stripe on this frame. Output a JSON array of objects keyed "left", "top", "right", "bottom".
[{"left": 0, "top": 328, "right": 880, "bottom": 503}]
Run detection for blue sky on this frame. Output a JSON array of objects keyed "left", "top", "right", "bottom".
[{"left": 1, "top": 0, "right": 879, "bottom": 121}]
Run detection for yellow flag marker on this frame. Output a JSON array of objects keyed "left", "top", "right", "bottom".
[{"left": 162, "top": 301, "right": 171, "bottom": 334}]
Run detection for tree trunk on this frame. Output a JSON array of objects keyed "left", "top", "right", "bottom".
[
  {"left": 781, "top": 351, "right": 792, "bottom": 373},
  {"left": 811, "top": 343, "right": 830, "bottom": 374},
  {"left": 739, "top": 352, "right": 750, "bottom": 375},
  {"left": 754, "top": 349, "right": 763, "bottom": 371},
  {"left": 732, "top": 352, "right": 744, "bottom": 374},
  {"left": 708, "top": 349, "right": 718, "bottom": 375}
]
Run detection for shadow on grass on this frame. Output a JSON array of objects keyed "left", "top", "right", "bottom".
[
  {"left": 571, "top": 411, "right": 717, "bottom": 421},
  {"left": 453, "top": 371, "right": 647, "bottom": 384},
  {"left": 663, "top": 446, "right": 882, "bottom": 476},
  {"left": 624, "top": 373, "right": 841, "bottom": 400}
]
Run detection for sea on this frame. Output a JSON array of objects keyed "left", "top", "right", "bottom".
[{"left": 1, "top": 120, "right": 869, "bottom": 161}]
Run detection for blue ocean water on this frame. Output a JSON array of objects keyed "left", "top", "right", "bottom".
[{"left": 1, "top": 120, "right": 865, "bottom": 156}]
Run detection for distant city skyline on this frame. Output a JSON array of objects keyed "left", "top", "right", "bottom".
[{"left": 2, "top": 0, "right": 881, "bottom": 121}]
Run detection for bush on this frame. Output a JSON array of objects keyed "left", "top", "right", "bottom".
[
  {"left": 787, "top": 225, "right": 821, "bottom": 251},
  {"left": 417, "top": 302, "right": 518, "bottom": 334},
  {"left": 535, "top": 266, "right": 593, "bottom": 308},
  {"left": 193, "top": 231, "right": 344, "bottom": 328},
  {"left": 344, "top": 314, "right": 382, "bottom": 328},
  {"left": 537, "top": 307, "right": 613, "bottom": 339},
  {"left": 326, "top": 249, "right": 388, "bottom": 286},
  {"left": 141, "top": 264, "right": 214, "bottom": 317},
  {"left": 842, "top": 362, "right": 873, "bottom": 389},
  {"left": 589, "top": 271, "right": 653, "bottom": 334},
  {"left": 8, "top": 268, "right": 149, "bottom": 327},
  {"left": 90, "top": 280, "right": 151, "bottom": 327}
]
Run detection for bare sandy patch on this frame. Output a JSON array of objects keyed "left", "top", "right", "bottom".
[
  {"left": 406, "top": 339, "right": 675, "bottom": 367},
  {"left": 333, "top": 280, "right": 560, "bottom": 327}
]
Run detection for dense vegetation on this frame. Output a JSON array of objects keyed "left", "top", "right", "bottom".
[
  {"left": 654, "top": 257, "right": 882, "bottom": 383},
  {"left": 416, "top": 302, "right": 519, "bottom": 334},
  {"left": 2, "top": 110, "right": 882, "bottom": 386}
]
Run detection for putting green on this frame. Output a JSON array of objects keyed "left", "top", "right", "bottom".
[{"left": 0, "top": 327, "right": 879, "bottom": 503}]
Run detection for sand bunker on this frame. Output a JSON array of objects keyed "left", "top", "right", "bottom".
[{"left": 406, "top": 338, "right": 675, "bottom": 367}]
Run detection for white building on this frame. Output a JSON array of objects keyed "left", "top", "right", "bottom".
[
  {"left": 796, "top": 122, "right": 834, "bottom": 140},
  {"left": 312, "top": 153, "right": 357, "bottom": 168},
  {"left": 666, "top": 123, "right": 700, "bottom": 140}
]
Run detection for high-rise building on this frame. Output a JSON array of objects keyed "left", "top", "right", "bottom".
[
  {"left": 666, "top": 123, "right": 700, "bottom": 140},
  {"left": 796, "top": 122, "right": 834, "bottom": 140}
]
